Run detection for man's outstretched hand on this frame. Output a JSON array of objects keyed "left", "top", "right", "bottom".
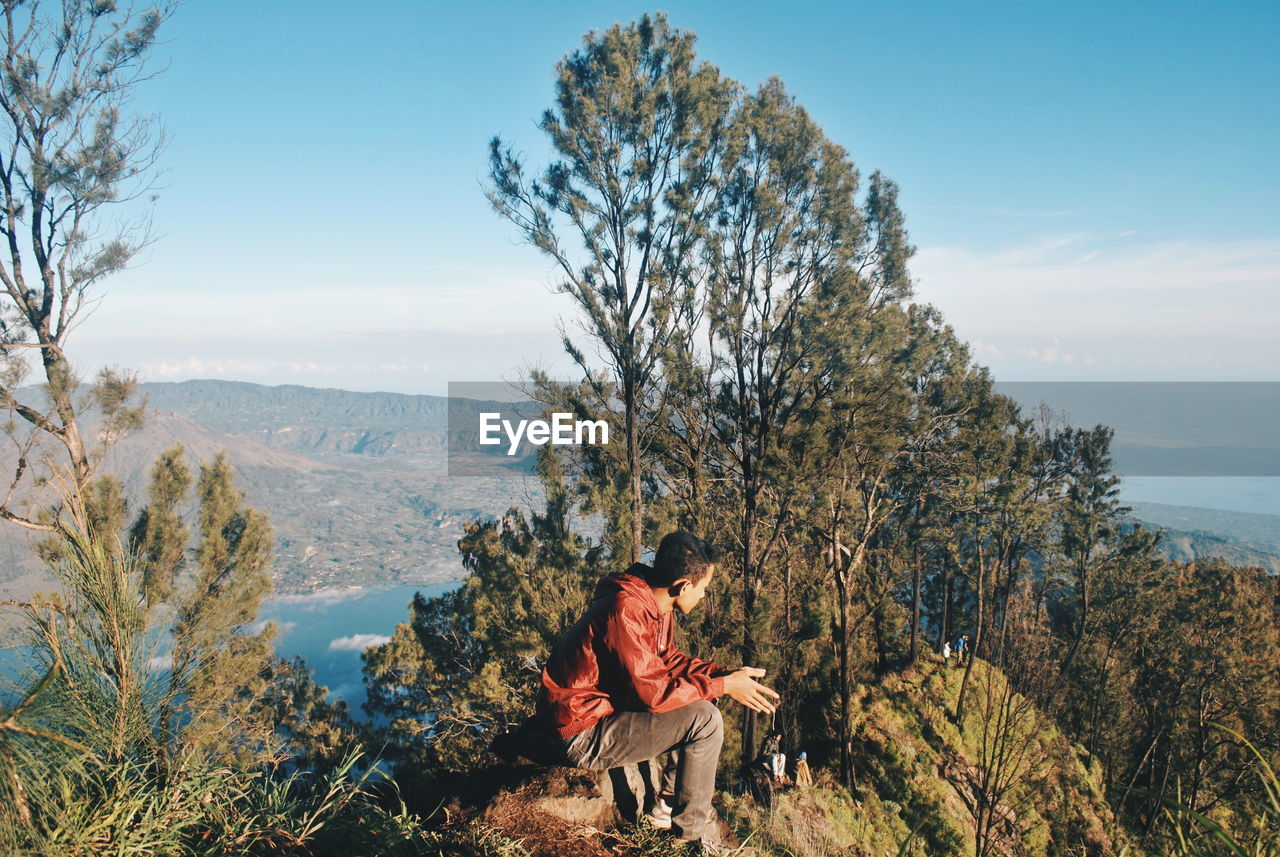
[{"left": 723, "top": 667, "right": 780, "bottom": 715}]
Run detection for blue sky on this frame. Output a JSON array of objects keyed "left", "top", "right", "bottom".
[{"left": 72, "top": 0, "right": 1279, "bottom": 393}]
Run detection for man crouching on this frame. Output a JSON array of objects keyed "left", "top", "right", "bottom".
[{"left": 538, "top": 531, "right": 779, "bottom": 850}]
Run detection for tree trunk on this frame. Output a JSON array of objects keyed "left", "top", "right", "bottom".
[
  {"left": 740, "top": 521, "right": 759, "bottom": 766},
  {"left": 939, "top": 564, "right": 952, "bottom": 654},
  {"left": 738, "top": 408, "right": 760, "bottom": 764},
  {"left": 955, "top": 542, "right": 985, "bottom": 723},
  {"left": 1059, "top": 548, "right": 1092, "bottom": 676},
  {"left": 835, "top": 563, "right": 852, "bottom": 790},
  {"left": 627, "top": 389, "right": 643, "bottom": 565},
  {"left": 872, "top": 607, "right": 887, "bottom": 673},
  {"left": 42, "top": 346, "right": 92, "bottom": 495},
  {"left": 910, "top": 555, "right": 922, "bottom": 663}
]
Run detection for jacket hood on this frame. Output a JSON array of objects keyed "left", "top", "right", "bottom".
[{"left": 593, "top": 564, "right": 660, "bottom": 617}]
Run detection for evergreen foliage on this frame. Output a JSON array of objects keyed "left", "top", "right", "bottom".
[
  {"left": 364, "top": 460, "right": 603, "bottom": 773},
  {"left": 0, "top": 516, "right": 382, "bottom": 856},
  {"left": 130, "top": 444, "right": 192, "bottom": 607},
  {"left": 167, "top": 452, "right": 276, "bottom": 762},
  {"left": 487, "top": 12, "right": 736, "bottom": 565},
  {"left": 358, "top": 12, "right": 1280, "bottom": 854},
  {"left": 1, "top": 7, "right": 1274, "bottom": 854},
  {"left": 0, "top": 4, "right": 384, "bottom": 850},
  {"left": 0, "top": 0, "right": 164, "bottom": 530}
]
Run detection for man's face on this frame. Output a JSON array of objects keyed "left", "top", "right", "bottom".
[{"left": 673, "top": 565, "right": 714, "bottom": 615}]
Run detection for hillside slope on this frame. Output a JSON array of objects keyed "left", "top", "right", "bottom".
[
  {"left": 0, "top": 428, "right": 511, "bottom": 602},
  {"left": 454, "top": 657, "right": 1134, "bottom": 857},
  {"left": 719, "top": 656, "right": 1131, "bottom": 857}
]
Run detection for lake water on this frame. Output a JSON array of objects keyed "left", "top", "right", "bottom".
[
  {"left": 0, "top": 582, "right": 458, "bottom": 715},
  {"left": 259, "top": 582, "right": 457, "bottom": 712}
]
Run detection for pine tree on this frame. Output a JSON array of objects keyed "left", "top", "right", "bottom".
[
  {"left": 0, "top": 0, "right": 169, "bottom": 530},
  {"left": 129, "top": 445, "right": 192, "bottom": 607},
  {"left": 487, "top": 13, "right": 735, "bottom": 563},
  {"left": 697, "top": 78, "right": 866, "bottom": 759},
  {"left": 1052, "top": 425, "right": 1159, "bottom": 675},
  {"left": 364, "top": 454, "right": 603, "bottom": 773},
  {"left": 940, "top": 373, "right": 1024, "bottom": 723},
  {"left": 166, "top": 453, "right": 275, "bottom": 762},
  {"left": 811, "top": 305, "right": 963, "bottom": 784}
]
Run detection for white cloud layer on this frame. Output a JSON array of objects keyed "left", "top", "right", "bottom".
[
  {"left": 62, "top": 235, "right": 1278, "bottom": 390},
  {"left": 328, "top": 633, "right": 391, "bottom": 652},
  {"left": 913, "top": 236, "right": 1280, "bottom": 379},
  {"left": 270, "top": 588, "right": 370, "bottom": 607}
]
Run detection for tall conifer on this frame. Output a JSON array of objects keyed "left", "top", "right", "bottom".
[{"left": 487, "top": 13, "right": 734, "bottom": 563}]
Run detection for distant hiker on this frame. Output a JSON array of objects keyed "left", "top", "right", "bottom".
[
  {"left": 535, "top": 530, "right": 780, "bottom": 852},
  {"left": 942, "top": 640, "right": 951, "bottom": 665},
  {"left": 793, "top": 751, "right": 813, "bottom": 788},
  {"left": 762, "top": 730, "right": 786, "bottom": 781},
  {"left": 954, "top": 634, "right": 969, "bottom": 665}
]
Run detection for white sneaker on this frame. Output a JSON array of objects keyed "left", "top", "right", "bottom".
[{"left": 647, "top": 797, "right": 673, "bottom": 829}]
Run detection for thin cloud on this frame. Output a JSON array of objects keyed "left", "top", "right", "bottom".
[
  {"left": 916, "top": 204, "right": 1077, "bottom": 218},
  {"left": 328, "top": 633, "right": 392, "bottom": 652},
  {"left": 975, "top": 339, "right": 1081, "bottom": 365},
  {"left": 246, "top": 620, "right": 296, "bottom": 636},
  {"left": 990, "top": 233, "right": 1089, "bottom": 266},
  {"left": 914, "top": 236, "right": 1280, "bottom": 378},
  {"left": 271, "top": 588, "right": 370, "bottom": 608}
]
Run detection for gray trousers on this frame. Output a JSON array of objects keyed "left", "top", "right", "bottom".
[{"left": 562, "top": 700, "right": 723, "bottom": 840}]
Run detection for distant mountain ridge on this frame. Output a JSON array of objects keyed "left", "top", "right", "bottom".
[
  {"left": 1, "top": 380, "right": 1273, "bottom": 605},
  {"left": 140, "top": 380, "right": 541, "bottom": 467},
  {"left": 0, "top": 381, "right": 532, "bottom": 599},
  {"left": 104, "top": 411, "right": 329, "bottom": 485},
  {"left": 141, "top": 380, "right": 450, "bottom": 458},
  {"left": 1128, "top": 501, "right": 1280, "bottom": 574},
  {"left": 135, "top": 381, "right": 1280, "bottom": 581}
]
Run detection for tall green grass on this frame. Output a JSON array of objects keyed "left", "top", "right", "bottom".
[
  {"left": 1165, "top": 730, "right": 1279, "bottom": 857},
  {"left": 0, "top": 528, "right": 438, "bottom": 856}
]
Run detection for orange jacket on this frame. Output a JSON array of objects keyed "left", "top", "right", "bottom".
[{"left": 539, "top": 566, "right": 726, "bottom": 739}]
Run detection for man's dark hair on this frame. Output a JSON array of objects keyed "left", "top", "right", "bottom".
[{"left": 646, "top": 530, "right": 721, "bottom": 588}]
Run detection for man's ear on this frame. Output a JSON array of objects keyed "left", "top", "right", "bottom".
[{"left": 670, "top": 577, "right": 691, "bottom": 595}]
